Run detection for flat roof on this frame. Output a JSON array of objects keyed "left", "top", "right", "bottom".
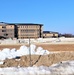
[
  {"left": 16, "top": 23, "right": 43, "bottom": 26},
  {"left": 0, "top": 22, "right": 16, "bottom": 25},
  {"left": 0, "top": 22, "right": 43, "bottom": 26},
  {"left": 43, "top": 31, "right": 59, "bottom": 34}
]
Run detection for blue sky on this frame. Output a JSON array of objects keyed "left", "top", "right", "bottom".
[{"left": 0, "top": 0, "right": 74, "bottom": 34}]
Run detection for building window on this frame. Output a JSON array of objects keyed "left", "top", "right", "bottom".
[
  {"left": 2, "top": 30, "right": 6, "bottom": 32},
  {"left": 4, "top": 34, "right": 8, "bottom": 36},
  {"left": 2, "top": 26, "right": 6, "bottom": 28},
  {"left": 19, "top": 26, "right": 21, "bottom": 28}
]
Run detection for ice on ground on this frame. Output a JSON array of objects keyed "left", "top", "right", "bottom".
[{"left": 0, "top": 60, "right": 74, "bottom": 75}]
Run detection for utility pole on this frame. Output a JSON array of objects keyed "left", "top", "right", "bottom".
[
  {"left": 27, "top": 25, "right": 32, "bottom": 67},
  {"left": 29, "top": 37, "right": 32, "bottom": 66}
]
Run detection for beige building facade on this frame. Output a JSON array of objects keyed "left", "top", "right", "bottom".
[
  {"left": 0, "top": 22, "right": 59, "bottom": 39},
  {"left": 0, "top": 22, "right": 43, "bottom": 39},
  {"left": 17, "top": 24, "right": 43, "bottom": 39},
  {"left": 43, "top": 31, "right": 59, "bottom": 38},
  {"left": 0, "top": 22, "right": 16, "bottom": 39}
]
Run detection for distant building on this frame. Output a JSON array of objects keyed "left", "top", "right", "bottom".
[
  {"left": 43, "top": 31, "right": 59, "bottom": 38},
  {"left": 0, "top": 22, "right": 16, "bottom": 39},
  {"left": 17, "top": 23, "right": 43, "bottom": 39},
  {"left": 0, "top": 22, "right": 43, "bottom": 39},
  {"left": 0, "top": 22, "right": 60, "bottom": 39}
]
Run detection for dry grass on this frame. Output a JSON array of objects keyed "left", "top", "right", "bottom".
[{"left": 0, "top": 44, "right": 74, "bottom": 51}]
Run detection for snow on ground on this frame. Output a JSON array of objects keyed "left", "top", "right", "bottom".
[
  {"left": 0, "top": 44, "right": 74, "bottom": 75},
  {"left": 0, "top": 60, "right": 74, "bottom": 75},
  {"left": 1, "top": 38, "right": 74, "bottom": 45},
  {"left": 0, "top": 44, "right": 54, "bottom": 62}
]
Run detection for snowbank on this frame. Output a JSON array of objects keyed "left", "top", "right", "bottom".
[
  {"left": 0, "top": 44, "right": 50, "bottom": 61},
  {"left": 0, "top": 60, "right": 74, "bottom": 75}
]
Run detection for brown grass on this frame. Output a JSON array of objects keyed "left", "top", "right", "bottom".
[{"left": 0, "top": 44, "right": 74, "bottom": 51}]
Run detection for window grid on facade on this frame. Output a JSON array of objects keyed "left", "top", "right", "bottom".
[{"left": 0, "top": 23, "right": 43, "bottom": 39}]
